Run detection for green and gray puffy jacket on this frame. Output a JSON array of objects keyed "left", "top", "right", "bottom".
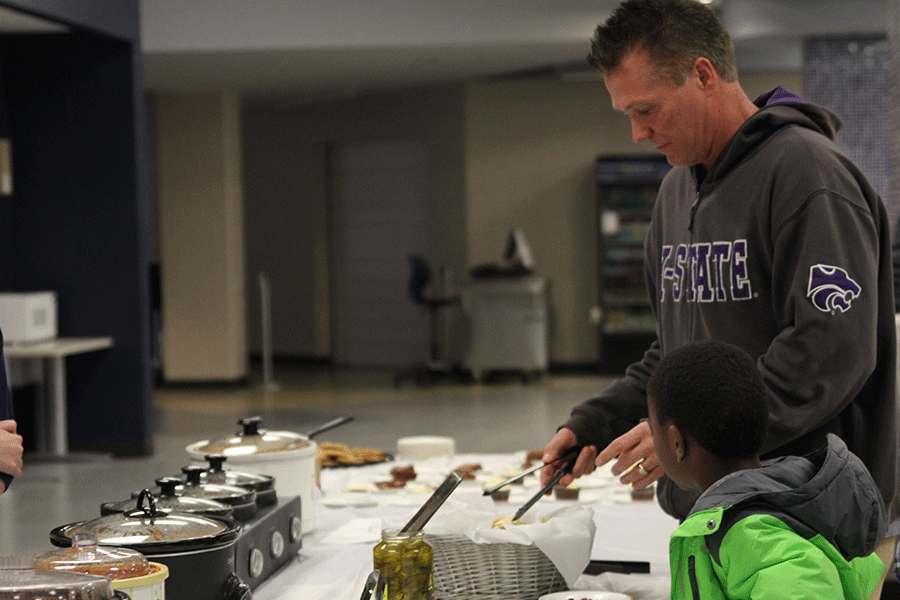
[{"left": 669, "top": 435, "right": 886, "bottom": 600}]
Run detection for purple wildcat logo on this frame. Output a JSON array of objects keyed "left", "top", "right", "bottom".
[{"left": 807, "top": 264, "right": 861, "bottom": 313}]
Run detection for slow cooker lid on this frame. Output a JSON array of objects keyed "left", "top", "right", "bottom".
[
  {"left": 0, "top": 568, "right": 117, "bottom": 600},
  {"left": 193, "top": 416, "right": 310, "bottom": 455},
  {"left": 178, "top": 467, "right": 258, "bottom": 504},
  {"left": 106, "top": 480, "right": 234, "bottom": 518},
  {"left": 51, "top": 491, "right": 240, "bottom": 553},
  {"left": 201, "top": 454, "right": 276, "bottom": 491}
]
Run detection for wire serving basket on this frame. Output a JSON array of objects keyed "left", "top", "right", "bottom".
[{"left": 426, "top": 533, "right": 567, "bottom": 600}]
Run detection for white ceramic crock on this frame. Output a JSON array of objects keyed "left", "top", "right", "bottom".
[
  {"left": 110, "top": 562, "right": 168, "bottom": 600},
  {"left": 185, "top": 417, "right": 318, "bottom": 533}
]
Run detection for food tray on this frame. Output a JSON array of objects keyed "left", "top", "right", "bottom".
[
  {"left": 320, "top": 453, "right": 394, "bottom": 469},
  {"left": 426, "top": 533, "right": 566, "bottom": 600}
]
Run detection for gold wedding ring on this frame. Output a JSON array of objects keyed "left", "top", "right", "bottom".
[{"left": 636, "top": 462, "right": 649, "bottom": 477}]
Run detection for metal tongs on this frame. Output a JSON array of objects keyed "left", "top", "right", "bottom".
[
  {"left": 482, "top": 445, "right": 583, "bottom": 496},
  {"left": 399, "top": 469, "right": 465, "bottom": 533},
  {"left": 511, "top": 447, "right": 581, "bottom": 521},
  {"left": 359, "top": 570, "right": 386, "bottom": 600}
]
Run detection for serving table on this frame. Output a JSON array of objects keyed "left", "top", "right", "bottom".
[{"left": 253, "top": 451, "right": 678, "bottom": 600}]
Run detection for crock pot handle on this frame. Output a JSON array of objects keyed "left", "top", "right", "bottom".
[
  {"left": 155, "top": 477, "right": 181, "bottom": 497},
  {"left": 205, "top": 454, "right": 228, "bottom": 472},
  {"left": 238, "top": 416, "right": 262, "bottom": 436},
  {"left": 131, "top": 489, "right": 159, "bottom": 517},
  {"left": 181, "top": 464, "right": 206, "bottom": 486}
]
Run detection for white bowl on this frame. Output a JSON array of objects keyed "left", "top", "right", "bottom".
[{"left": 396, "top": 436, "right": 455, "bottom": 460}]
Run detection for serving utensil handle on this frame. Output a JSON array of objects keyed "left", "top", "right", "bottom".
[
  {"left": 306, "top": 415, "right": 354, "bottom": 439},
  {"left": 481, "top": 445, "right": 582, "bottom": 496},
  {"left": 399, "top": 470, "right": 465, "bottom": 533},
  {"left": 512, "top": 453, "right": 578, "bottom": 521}
]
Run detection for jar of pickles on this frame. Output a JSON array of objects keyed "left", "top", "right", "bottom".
[{"left": 373, "top": 529, "right": 434, "bottom": 600}]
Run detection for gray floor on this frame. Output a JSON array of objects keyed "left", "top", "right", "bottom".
[{"left": 0, "top": 364, "right": 613, "bottom": 558}]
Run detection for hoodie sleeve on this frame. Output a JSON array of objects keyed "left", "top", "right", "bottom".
[
  {"left": 0, "top": 330, "right": 13, "bottom": 492},
  {"left": 561, "top": 341, "right": 658, "bottom": 448},
  {"left": 892, "top": 214, "right": 900, "bottom": 312},
  {"left": 759, "top": 140, "right": 882, "bottom": 455}
]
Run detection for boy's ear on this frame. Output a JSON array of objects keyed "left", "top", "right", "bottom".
[{"left": 668, "top": 423, "right": 686, "bottom": 462}]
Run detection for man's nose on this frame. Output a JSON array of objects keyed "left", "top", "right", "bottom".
[{"left": 631, "top": 119, "right": 650, "bottom": 143}]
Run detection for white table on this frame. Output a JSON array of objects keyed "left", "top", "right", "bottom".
[
  {"left": 4, "top": 337, "right": 113, "bottom": 457},
  {"left": 253, "top": 452, "right": 677, "bottom": 600}
]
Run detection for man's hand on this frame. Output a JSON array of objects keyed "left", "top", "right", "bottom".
[
  {"left": 540, "top": 428, "right": 597, "bottom": 489},
  {"left": 0, "top": 420, "right": 23, "bottom": 492},
  {"left": 596, "top": 420, "right": 661, "bottom": 488}
]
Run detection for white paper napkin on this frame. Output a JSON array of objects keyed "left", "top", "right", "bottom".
[
  {"left": 318, "top": 517, "right": 383, "bottom": 544},
  {"left": 424, "top": 497, "right": 596, "bottom": 587},
  {"left": 572, "top": 572, "right": 670, "bottom": 600}
]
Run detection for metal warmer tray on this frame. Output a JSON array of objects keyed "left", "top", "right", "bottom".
[{"left": 234, "top": 495, "right": 303, "bottom": 590}]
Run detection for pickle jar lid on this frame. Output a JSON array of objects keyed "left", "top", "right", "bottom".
[{"left": 33, "top": 532, "right": 152, "bottom": 580}]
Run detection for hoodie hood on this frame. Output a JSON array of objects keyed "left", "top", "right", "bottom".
[
  {"left": 697, "top": 86, "right": 844, "bottom": 187},
  {"left": 691, "top": 434, "right": 886, "bottom": 560}
]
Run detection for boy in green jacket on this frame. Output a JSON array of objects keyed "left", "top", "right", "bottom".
[{"left": 646, "top": 340, "right": 886, "bottom": 599}]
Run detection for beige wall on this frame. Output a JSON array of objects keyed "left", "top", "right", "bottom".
[
  {"left": 463, "top": 77, "right": 638, "bottom": 363},
  {"left": 461, "top": 71, "right": 801, "bottom": 363},
  {"left": 156, "top": 91, "right": 247, "bottom": 381},
  {"left": 242, "top": 86, "right": 467, "bottom": 358},
  {"left": 164, "top": 71, "right": 801, "bottom": 372}
]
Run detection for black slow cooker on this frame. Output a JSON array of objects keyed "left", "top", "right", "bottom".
[{"left": 50, "top": 491, "right": 251, "bottom": 600}]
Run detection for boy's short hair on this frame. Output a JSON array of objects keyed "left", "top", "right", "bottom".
[{"left": 647, "top": 340, "right": 767, "bottom": 459}]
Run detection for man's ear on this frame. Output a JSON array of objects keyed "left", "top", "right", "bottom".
[
  {"left": 668, "top": 423, "right": 686, "bottom": 462},
  {"left": 693, "top": 56, "right": 717, "bottom": 90}
]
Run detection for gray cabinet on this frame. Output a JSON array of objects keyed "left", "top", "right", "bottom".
[{"left": 461, "top": 276, "right": 548, "bottom": 381}]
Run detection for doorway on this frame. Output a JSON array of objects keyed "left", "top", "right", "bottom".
[{"left": 327, "top": 140, "right": 430, "bottom": 367}]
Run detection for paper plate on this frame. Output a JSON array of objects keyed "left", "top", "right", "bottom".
[{"left": 539, "top": 591, "right": 632, "bottom": 600}]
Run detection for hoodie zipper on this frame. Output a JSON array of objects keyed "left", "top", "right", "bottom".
[
  {"left": 686, "top": 189, "right": 701, "bottom": 336},
  {"left": 688, "top": 555, "right": 701, "bottom": 599},
  {"left": 688, "top": 190, "right": 701, "bottom": 232}
]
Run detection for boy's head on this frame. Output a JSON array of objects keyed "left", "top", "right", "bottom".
[{"left": 646, "top": 340, "right": 767, "bottom": 489}]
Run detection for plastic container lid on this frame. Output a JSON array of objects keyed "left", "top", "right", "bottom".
[
  {"left": 0, "top": 568, "right": 118, "bottom": 600},
  {"left": 34, "top": 532, "right": 152, "bottom": 580}
]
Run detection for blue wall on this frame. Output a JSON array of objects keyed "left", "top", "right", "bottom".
[{"left": 0, "top": 1, "right": 152, "bottom": 455}]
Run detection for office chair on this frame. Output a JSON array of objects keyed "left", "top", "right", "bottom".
[{"left": 394, "top": 254, "right": 470, "bottom": 386}]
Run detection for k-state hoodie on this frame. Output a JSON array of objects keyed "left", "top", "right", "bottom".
[{"left": 565, "top": 87, "right": 899, "bottom": 530}]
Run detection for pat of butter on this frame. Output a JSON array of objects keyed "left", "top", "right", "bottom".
[
  {"left": 407, "top": 484, "right": 435, "bottom": 494},
  {"left": 343, "top": 483, "right": 376, "bottom": 493}
]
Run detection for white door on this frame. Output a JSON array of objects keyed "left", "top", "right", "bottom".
[{"left": 328, "top": 140, "right": 430, "bottom": 367}]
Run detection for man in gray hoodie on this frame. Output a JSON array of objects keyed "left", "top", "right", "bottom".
[{"left": 541, "top": 1, "right": 898, "bottom": 597}]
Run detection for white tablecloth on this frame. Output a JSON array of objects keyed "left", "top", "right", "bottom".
[{"left": 252, "top": 452, "right": 677, "bottom": 600}]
